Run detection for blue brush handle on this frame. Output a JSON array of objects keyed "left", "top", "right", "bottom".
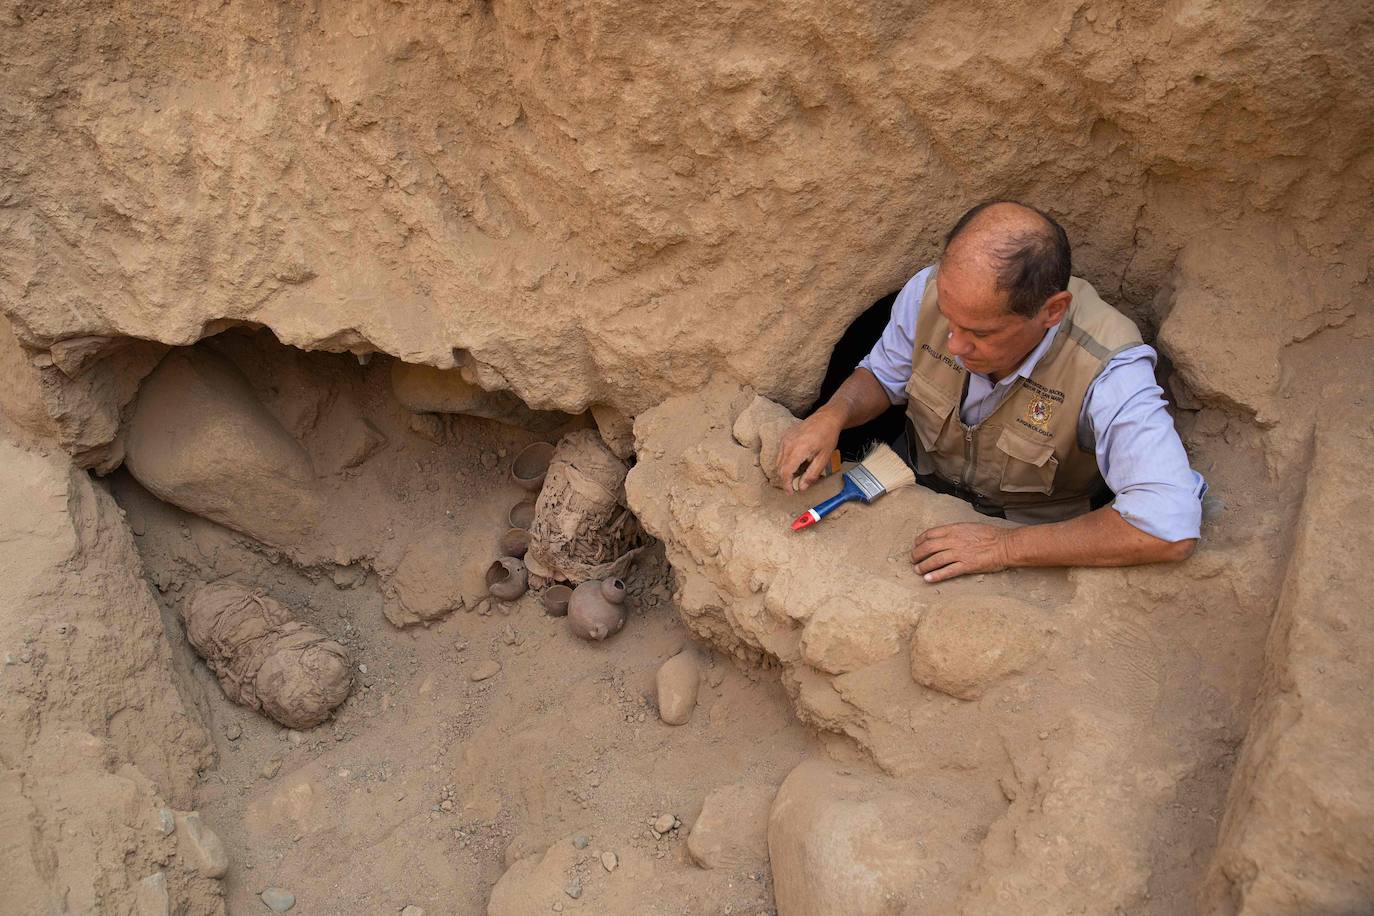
[{"left": 809, "top": 476, "right": 865, "bottom": 520}]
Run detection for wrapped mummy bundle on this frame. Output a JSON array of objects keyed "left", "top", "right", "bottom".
[
  {"left": 181, "top": 580, "right": 352, "bottom": 729},
  {"left": 525, "top": 429, "right": 647, "bottom": 584}
]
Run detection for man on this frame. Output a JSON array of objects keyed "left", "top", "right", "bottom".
[{"left": 776, "top": 200, "right": 1205, "bottom": 583}]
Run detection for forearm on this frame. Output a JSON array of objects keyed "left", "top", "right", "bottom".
[
  {"left": 814, "top": 368, "right": 894, "bottom": 430},
  {"left": 1003, "top": 506, "right": 1196, "bottom": 570}
]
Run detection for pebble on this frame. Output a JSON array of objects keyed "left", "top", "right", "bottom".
[
  {"left": 654, "top": 813, "right": 676, "bottom": 835},
  {"left": 181, "top": 812, "right": 230, "bottom": 878},
  {"left": 401, "top": 906, "right": 425, "bottom": 916},
  {"left": 260, "top": 758, "right": 282, "bottom": 780},
  {"left": 564, "top": 878, "right": 582, "bottom": 899},
  {"left": 260, "top": 887, "right": 295, "bottom": 912},
  {"left": 469, "top": 660, "right": 502, "bottom": 682},
  {"left": 440, "top": 799, "right": 455, "bottom": 812},
  {"left": 572, "top": 835, "right": 589, "bottom": 849},
  {"left": 481, "top": 451, "right": 498, "bottom": 469},
  {"left": 287, "top": 730, "right": 303, "bottom": 746},
  {"left": 655, "top": 649, "right": 701, "bottom": 726},
  {"left": 157, "top": 807, "right": 176, "bottom": 836},
  {"left": 601, "top": 850, "right": 619, "bottom": 872},
  {"left": 224, "top": 723, "right": 242, "bottom": 741}
]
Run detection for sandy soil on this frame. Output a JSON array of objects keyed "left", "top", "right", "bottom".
[{"left": 108, "top": 342, "right": 816, "bottom": 914}]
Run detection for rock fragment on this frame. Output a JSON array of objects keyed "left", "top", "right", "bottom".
[
  {"left": 260, "top": 887, "right": 296, "bottom": 912},
  {"left": 135, "top": 871, "right": 170, "bottom": 916},
  {"left": 688, "top": 783, "right": 775, "bottom": 869},
  {"left": 469, "top": 659, "right": 501, "bottom": 682},
  {"left": 178, "top": 811, "right": 230, "bottom": 878},
  {"left": 909, "top": 598, "right": 1050, "bottom": 700},
  {"left": 769, "top": 759, "right": 935, "bottom": 915},
  {"left": 124, "top": 349, "right": 321, "bottom": 547},
  {"left": 655, "top": 648, "right": 701, "bottom": 725},
  {"left": 600, "top": 850, "right": 619, "bottom": 872}
]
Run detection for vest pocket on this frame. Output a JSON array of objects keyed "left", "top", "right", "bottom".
[
  {"left": 904, "top": 373, "right": 955, "bottom": 452},
  {"left": 995, "top": 428, "right": 1058, "bottom": 494}
]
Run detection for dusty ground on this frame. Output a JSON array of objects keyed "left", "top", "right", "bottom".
[
  {"left": 0, "top": 3, "right": 1370, "bottom": 911},
  {"left": 106, "top": 334, "right": 814, "bottom": 914}
]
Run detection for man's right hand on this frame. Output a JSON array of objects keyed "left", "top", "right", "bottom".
[{"left": 775, "top": 406, "right": 844, "bottom": 492}]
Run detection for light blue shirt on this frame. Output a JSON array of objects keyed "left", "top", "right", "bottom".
[{"left": 858, "top": 266, "right": 1206, "bottom": 542}]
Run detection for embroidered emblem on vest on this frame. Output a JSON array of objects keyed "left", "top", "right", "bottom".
[{"left": 1025, "top": 396, "right": 1055, "bottom": 430}]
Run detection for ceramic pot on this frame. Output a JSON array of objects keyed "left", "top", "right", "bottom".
[
  {"left": 568, "top": 578, "right": 628, "bottom": 641},
  {"left": 509, "top": 499, "right": 536, "bottom": 530},
  {"left": 486, "top": 557, "right": 529, "bottom": 601},
  {"left": 542, "top": 585, "right": 573, "bottom": 617},
  {"left": 498, "top": 527, "right": 530, "bottom": 559},
  {"left": 511, "top": 442, "right": 556, "bottom": 492}
]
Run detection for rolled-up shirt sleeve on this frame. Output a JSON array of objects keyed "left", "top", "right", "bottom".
[
  {"left": 1082, "top": 345, "right": 1207, "bottom": 542},
  {"left": 856, "top": 265, "right": 933, "bottom": 405}
]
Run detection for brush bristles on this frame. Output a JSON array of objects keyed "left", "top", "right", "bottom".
[{"left": 858, "top": 442, "right": 916, "bottom": 494}]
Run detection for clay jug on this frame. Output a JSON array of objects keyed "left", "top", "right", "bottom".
[
  {"left": 568, "top": 578, "right": 628, "bottom": 641},
  {"left": 486, "top": 557, "right": 529, "bottom": 601}
]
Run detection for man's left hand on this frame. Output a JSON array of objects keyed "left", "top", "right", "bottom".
[{"left": 911, "top": 523, "right": 1013, "bottom": 583}]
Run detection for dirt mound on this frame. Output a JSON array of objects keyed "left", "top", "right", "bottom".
[
  {"left": 0, "top": 419, "right": 220, "bottom": 914},
  {"left": 1, "top": 2, "right": 1368, "bottom": 417}
]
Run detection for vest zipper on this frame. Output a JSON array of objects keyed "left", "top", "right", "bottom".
[{"left": 961, "top": 423, "right": 975, "bottom": 489}]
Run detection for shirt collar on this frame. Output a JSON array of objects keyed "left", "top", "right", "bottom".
[{"left": 955, "top": 321, "right": 1062, "bottom": 386}]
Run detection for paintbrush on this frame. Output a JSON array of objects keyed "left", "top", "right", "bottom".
[{"left": 790, "top": 442, "right": 916, "bottom": 531}]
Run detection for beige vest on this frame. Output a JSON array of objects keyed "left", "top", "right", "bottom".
[{"left": 904, "top": 266, "right": 1143, "bottom": 523}]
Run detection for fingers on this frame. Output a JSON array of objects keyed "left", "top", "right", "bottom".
[
  {"left": 922, "top": 561, "right": 970, "bottom": 583},
  {"left": 796, "top": 449, "right": 830, "bottom": 492},
  {"left": 774, "top": 431, "right": 807, "bottom": 491},
  {"left": 912, "top": 548, "right": 959, "bottom": 576}
]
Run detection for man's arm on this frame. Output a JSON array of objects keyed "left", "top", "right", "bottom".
[
  {"left": 911, "top": 344, "right": 1203, "bottom": 582},
  {"left": 775, "top": 368, "right": 892, "bottom": 491},
  {"left": 776, "top": 266, "right": 934, "bottom": 491},
  {"left": 910, "top": 508, "right": 1195, "bottom": 583}
]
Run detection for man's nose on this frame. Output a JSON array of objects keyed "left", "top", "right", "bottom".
[{"left": 947, "top": 329, "right": 973, "bottom": 356}]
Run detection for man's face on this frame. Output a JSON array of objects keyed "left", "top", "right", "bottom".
[{"left": 935, "top": 260, "right": 1058, "bottom": 380}]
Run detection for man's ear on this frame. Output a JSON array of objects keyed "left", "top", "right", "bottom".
[{"left": 1038, "top": 290, "right": 1072, "bottom": 329}]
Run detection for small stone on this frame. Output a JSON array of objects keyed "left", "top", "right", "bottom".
[
  {"left": 572, "top": 834, "right": 589, "bottom": 849},
  {"left": 180, "top": 812, "right": 230, "bottom": 878},
  {"left": 552, "top": 904, "right": 564, "bottom": 913},
  {"left": 501, "top": 624, "right": 518, "bottom": 646},
  {"left": 401, "top": 906, "right": 425, "bottom": 916},
  {"left": 469, "top": 660, "right": 501, "bottom": 682},
  {"left": 260, "top": 887, "right": 296, "bottom": 912},
  {"left": 655, "top": 648, "right": 701, "bottom": 726},
  {"left": 136, "top": 871, "right": 170, "bottom": 916},
  {"left": 260, "top": 758, "right": 282, "bottom": 780},
  {"left": 440, "top": 799, "right": 455, "bottom": 812},
  {"left": 481, "top": 451, "right": 498, "bottom": 469},
  {"left": 654, "top": 813, "right": 676, "bottom": 835},
  {"left": 564, "top": 878, "right": 582, "bottom": 899},
  {"left": 156, "top": 807, "right": 176, "bottom": 836},
  {"left": 287, "top": 730, "right": 303, "bottom": 745},
  {"left": 600, "top": 850, "right": 619, "bottom": 872},
  {"left": 224, "top": 723, "right": 242, "bottom": 741}
]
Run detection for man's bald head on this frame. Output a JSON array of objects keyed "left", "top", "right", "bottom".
[{"left": 942, "top": 201, "right": 1072, "bottom": 318}]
